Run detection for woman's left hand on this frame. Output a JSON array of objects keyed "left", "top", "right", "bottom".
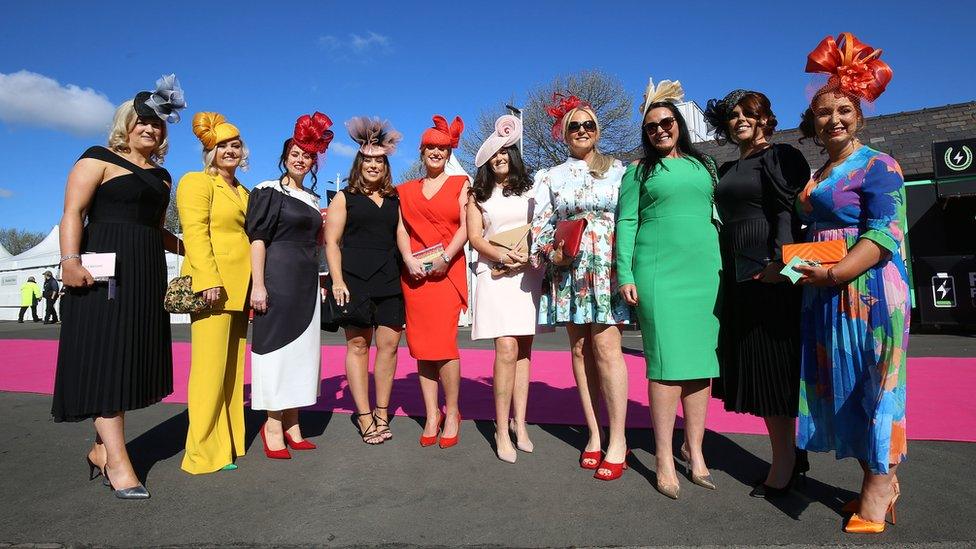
[
  {"left": 429, "top": 256, "right": 450, "bottom": 277},
  {"left": 794, "top": 263, "right": 835, "bottom": 287},
  {"left": 753, "top": 261, "right": 788, "bottom": 284}
]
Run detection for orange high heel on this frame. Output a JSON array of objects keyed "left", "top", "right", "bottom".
[
  {"left": 844, "top": 490, "right": 900, "bottom": 534},
  {"left": 842, "top": 479, "right": 900, "bottom": 515},
  {"left": 439, "top": 412, "right": 462, "bottom": 449},
  {"left": 419, "top": 411, "right": 445, "bottom": 447},
  {"left": 580, "top": 450, "right": 603, "bottom": 470},
  {"left": 594, "top": 449, "right": 630, "bottom": 481}
]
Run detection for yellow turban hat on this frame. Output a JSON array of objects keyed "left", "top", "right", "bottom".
[{"left": 191, "top": 112, "right": 240, "bottom": 150}]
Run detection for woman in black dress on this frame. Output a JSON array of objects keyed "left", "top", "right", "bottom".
[
  {"left": 52, "top": 76, "right": 187, "bottom": 499},
  {"left": 704, "top": 90, "right": 811, "bottom": 497},
  {"left": 323, "top": 117, "right": 404, "bottom": 444}
]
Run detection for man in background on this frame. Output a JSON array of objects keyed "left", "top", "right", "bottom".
[
  {"left": 18, "top": 276, "right": 41, "bottom": 323},
  {"left": 42, "top": 270, "right": 59, "bottom": 324}
]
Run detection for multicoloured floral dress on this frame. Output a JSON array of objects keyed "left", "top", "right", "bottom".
[
  {"left": 795, "top": 146, "right": 910, "bottom": 474},
  {"left": 531, "top": 158, "right": 631, "bottom": 326}
]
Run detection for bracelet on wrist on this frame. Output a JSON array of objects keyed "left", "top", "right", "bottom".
[
  {"left": 60, "top": 254, "right": 81, "bottom": 264},
  {"left": 826, "top": 267, "right": 841, "bottom": 286}
]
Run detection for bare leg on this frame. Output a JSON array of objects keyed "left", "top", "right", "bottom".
[
  {"left": 344, "top": 326, "right": 379, "bottom": 440},
  {"left": 590, "top": 324, "right": 628, "bottom": 464},
  {"left": 763, "top": 415, "right": 797, "bottom": 487},
  {"left": 264, "top": 410, "right": 286, "bottom": 451},
  {"left": 440, "top": 358, "right": 461, "bottom": 438},
  {"left": 87, "top": 430, "right": 107, "bottom": 472},
  {"left": 372, "top": 325, "right": 402, "bottom": 437},
  {"left": 858, "top": 462, "right": 900, "bottom": 523},
  {"left": 649, "top": 381, "right": 682, "bottom": 487},
  {"left": 679, "top": 379, "right": 711, "bottom": 477},
  {"left": 95, "top": 412, "right": 140, "bottom": 489},
  {"left": 511, "top": 335, "right": 534, "bottom": 450},
  {"left": 493, "top": 336, "right": 519, "bottom": 456},
  {"left": 567, "top": 324, "right": 601, "bottom": 457},
  {"left": 418, "top": 359, "right": 442, "bottom": 437},
  {"left": 282, "top": 408, "right": 303, "bottom": 441}
]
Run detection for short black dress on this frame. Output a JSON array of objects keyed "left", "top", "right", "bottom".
[
  {"left": 712, "top": 144, "right": 810, "bottom": 417},
  {"left": 52, "top": 146, "right": 174, "bottom": 422},
  {"left": 335, "top": 189, "right": 403, "bottom": 329}
]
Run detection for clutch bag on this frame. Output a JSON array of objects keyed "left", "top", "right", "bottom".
[
  {"left": 412, "top": 243, "right": 445, "bottom": 273},
  {"left": 782, "top": 240, "right": 848, "bottom": 266},
  {"left": 164, "top": 275, "right": 208, "bottom": 314},
  {"left": 321, "top": 289, "right": 375, "bottom": 331},
  {"left": 733, "top": 246, "right": 770, "bottom": 282},
  {"left": 488, "top": 224, "right": 531, "bottom": 276},
  {"left": 554, "top": 219, "right": 588, "bottom": 258}
]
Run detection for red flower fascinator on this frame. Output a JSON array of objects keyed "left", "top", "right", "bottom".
[
  {"left": 293, "top": 112, "right": 335, "bottom": 154},
  {"left": 805, "top": 32, "right": 893, "bottom": 103},
  {"left": 420, "top": 115, "right": 464, "bottom": 149},
  {"left": 545, "top": 93, "right": 590, "bottom": 141}
]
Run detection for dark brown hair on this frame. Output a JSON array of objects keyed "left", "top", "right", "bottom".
[
  {"left": 799, "top": 88, "right": 865, "bottom": 147},
  {"left": 469, "top": 145, "right": 533, "bottom": 203},
  {"left": 713, "top": 92, "right": 778, "bottom": 143},
  {"left": 345, "top": 152, "right": 397, "bottom": 198},
  {"left": 278, "top": 138, "right": 318, "bottom": 191}
]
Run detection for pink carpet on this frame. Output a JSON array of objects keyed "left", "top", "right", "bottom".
[{"left": 2, "top": 339, "right": 973, "bottom": 442}]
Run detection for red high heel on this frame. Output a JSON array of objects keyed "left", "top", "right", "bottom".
[
  {"left": 594, "top": 450, "right": 630, "bottom": 481},
  {"left": 284, "top": 432, "right": 316, "bottom": 450},
  {"left": 419, "top": 411, "right": 445, "bottom": 447},
  {"left": 580, "top": 450, "right": 603, "bottom": 470},
  {"left": 260, "top": 422, "right": 291, "bottom": 459},
  {"left": 439, "top": 412, "right": 462, "bottom": 449}
]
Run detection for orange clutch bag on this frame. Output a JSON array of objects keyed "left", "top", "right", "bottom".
[{"left": 782, "top": 240, "right": 848, "bottom": 266}]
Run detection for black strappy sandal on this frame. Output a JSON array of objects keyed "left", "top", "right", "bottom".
[
  {"left": 373, "top": 406, "right": 393, "bottom": 441},
  {"left": 352, "top": 412, "right": 384, "bottom": 444}
]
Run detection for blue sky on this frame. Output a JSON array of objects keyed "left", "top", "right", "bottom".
[{"left": 1, "top": 1, "right": 974, "bottom": 232}]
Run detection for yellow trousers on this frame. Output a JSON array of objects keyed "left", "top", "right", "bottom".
[{"left": 181, "top": 310, "right": 248, "bottom": 474}]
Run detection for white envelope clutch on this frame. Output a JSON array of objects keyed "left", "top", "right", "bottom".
[{"left": 81, "top": 253, "right": 117, "bottom": 280}]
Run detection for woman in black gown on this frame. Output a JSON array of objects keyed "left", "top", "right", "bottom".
[
  {"left": 52, "top": 76, "right": 187, "bottom": 499},
  {"left": 705, "top": 90, "right": 811, "bottom": 497}
]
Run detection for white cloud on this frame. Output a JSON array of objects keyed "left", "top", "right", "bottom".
[
  {"left": 317, "top": 31, "right": 393, "bottom": 57},
  {"left": 0, "top": 188, "right": 12, "bottom": 198},
  {"left": 330, "top": 142, "right": 358, "bottom": 158},
  {"left": 0, "top": 70, "right": 115, "bottom": 136}
]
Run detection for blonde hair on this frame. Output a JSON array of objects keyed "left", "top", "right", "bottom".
[
  {"left": 203, "top": 138, "right": 250, "bottom": 175},
  {"left": 561, "top": 106, "right": 614, "bottom": 179},
  {"left": 107, "top": 100, "right": 168, "bottom": 163}
]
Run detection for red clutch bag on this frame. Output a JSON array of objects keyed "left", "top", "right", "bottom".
[{"left": 554, "top": 219, "right": 588, "bottom": 258}]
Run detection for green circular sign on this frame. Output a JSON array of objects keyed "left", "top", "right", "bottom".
[{"left": 944, "top": 145, "right": 973, "bottom": 172}]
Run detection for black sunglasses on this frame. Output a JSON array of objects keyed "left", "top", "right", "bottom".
[
  {"left": 567, "top": 120, "right": 597, "bottom": 134},
  {"left": 643, "top": 117, "right": 676, "bottom": 134}
]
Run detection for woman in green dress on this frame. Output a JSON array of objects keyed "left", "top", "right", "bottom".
[{"left": 616, "top": 79, "right": 721, "bottom": 500}]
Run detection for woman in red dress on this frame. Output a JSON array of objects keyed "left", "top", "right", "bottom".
[{"left": 397, "top": 115, "right": 469, "bottom": 448}]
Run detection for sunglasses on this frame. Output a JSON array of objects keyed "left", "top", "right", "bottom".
[
  {"left": 567, "top": 120, "right": 597, "bottom": 134},
  {"left": 643, "top": 117, "right": 676, "bottom": 134}
]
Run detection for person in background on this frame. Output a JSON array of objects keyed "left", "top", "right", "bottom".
[
  {"left": 18, "top": 276, "right": 41, "bottom": 323},
  {"left": 42, "top": 270, "right": 60, "bottom": 324}
]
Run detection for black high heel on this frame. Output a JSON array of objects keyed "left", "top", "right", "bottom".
[
  {"left": 749, "top": 449, "right": 810, "bottom": 498},
  {"left": 86, "top": 456, "right": 102, "bottom": 481}
]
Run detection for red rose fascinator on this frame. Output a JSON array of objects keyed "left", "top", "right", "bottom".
[
  {"left": 545, "top": 93, "right": 590, "bottom": 141},
  {"left": 805, "top": 32, "right": 893, "bottom": 103},
  {"left": 420, "top": 115, "right": 464, "bottom": 149},
  {"left": 293, "top": 112, "right": 335, "bottom": 154}
]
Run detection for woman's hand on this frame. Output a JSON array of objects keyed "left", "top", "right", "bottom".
[
  {"left": 61, "top": 260, "right": 94, "bottom": 288},
  {"left": 429, "top": 255, "right": 450, "bottom": 277},
  {"left": 200, "top": 286, "right": 224, "bottom": 305},
  {"left": 404, "top": 256, "right": 427, "bottom": 281},
  {"left": 332, "top": 282, "right": 350, "bottom": 307},
  {"left": 551, "top": 240, "right": 574, "bottom": 267},
  {"left": 503, "top": 250, "right": 529, "bottom": 270},
  {"left": 619, "top": 283, "right": 639, "bottom": 305},
  {"left": 753, "top": 261, "right": 788, "bottom": 284},
  {"left": 794, "top": 263, "right": 835, "bottom": 287},
  {"left": 250, "top": 285, "right": 269, "bottom": 313}
]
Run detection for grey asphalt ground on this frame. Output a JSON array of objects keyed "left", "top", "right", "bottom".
[{"left": 1, "top": 321, "right": 974, "bottom": 547}]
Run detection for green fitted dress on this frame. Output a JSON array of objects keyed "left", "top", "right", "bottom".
[{"left": 615, "top": 158, "right": 721, "bottom": 380}]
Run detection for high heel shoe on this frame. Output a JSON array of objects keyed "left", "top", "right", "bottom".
[
  {"left": 260, "top": 422, "right": 292, "bottom": 459},
  {"left": 844, "top": 494, "right": 899, "bottom": 534},
  {"left": 86, "top": 456, "right": 103, "bottom": 481},
  {"left": 374, "top": 405, "right": 393, "bottom": 441},
  {"left": 680, "top": 444, "right": 716, "bottom": 490},
  {"left": 284, "top": 432, "right": 316, "bottom": 450},
  {"left": 439, "top": 412, "right": 462, "bottom": 449},
  {"left": 656, "top": 480, "right": 681, "bottom": 500},
  {"left": 842, "top": 478, "right": 900, "bottom": 515},
  {"left": 594, "top": 449, "right": 630, "bottom": 481},
  {"left": 495, "top": 434, "right": 517, "bottom": 464},
  {"left": 509, "top": 418, "right": 534, "bottom": 453},
  {"left": 580, "top": 449, "right": 602, "bottom": 470},
  {"left": 103, "top": 465, "right": 150, "bottom": 500},
  {"left": 750, "top": 449, "right": 809, "bottom": 497},
  {"left": 419, "top": 411, "right": 445, "bottom": 447}
]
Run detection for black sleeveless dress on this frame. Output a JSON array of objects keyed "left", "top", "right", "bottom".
[{"left": 51, "top": 146, "right": 174, "bottom": 422}]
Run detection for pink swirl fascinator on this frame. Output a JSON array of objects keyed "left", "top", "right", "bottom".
[
  {"left": 475, "top": 114, "right": 522, "bottom": 167},
  {"left": 345, "top": 116, "right": 403, "bottom": 156}
]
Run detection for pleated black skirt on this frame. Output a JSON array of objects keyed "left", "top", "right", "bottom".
[
  {"left": 713, "top": 218, "right": 801, "bottom": 418},
  {"left": 51, "top": 221, "right": 173, "bottom": 422}
]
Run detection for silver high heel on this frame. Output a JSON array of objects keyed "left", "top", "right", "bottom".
[
  {"left": 680, "top": 443, "right": 716, "bottom": 490},
  {"left": 103, "top": 465, "right": 150, "bottom": 499}
]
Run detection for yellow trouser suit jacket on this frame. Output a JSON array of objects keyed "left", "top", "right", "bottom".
[{"left": 176, "top": 171, "right": 251, "bottom": 310}]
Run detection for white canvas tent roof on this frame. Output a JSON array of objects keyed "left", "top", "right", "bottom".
[{"left": 0, "top": 226, "right": 60, "bottom": 271}]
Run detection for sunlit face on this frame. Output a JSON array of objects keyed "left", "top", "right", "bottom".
[
  {"left": 422, "top": 144, "right": 450, "bottom": 172},
  {"left": 361, "top": 155, "right": 387, "bottom": 185},
  {"left": 564, "top": 109, "right": 598, "bottom": 155},
  {"left": 812, "top": 93, "right": 861, "bottom": 149},
  {"left": 285, "top": 144, "right": 314, "bottom": 179},
  {"left": 727, "top": 104, "right": 764, "bottom": 144},
  {"left": 127, "top": 116, "right": 164, "bottom": 151},
  {"left": 489, "top": 148, "right": 510, "bottom": 180},
  {"left": 214, "top": 138, "right": 244, "bottom": 170},
  {"left": 644, "top": 106, "right": 680, "bottom": 156}
]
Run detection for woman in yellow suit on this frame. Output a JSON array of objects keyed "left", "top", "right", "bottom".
[{"left": 177, "top": 112, "right": 252, "bottom": 474}]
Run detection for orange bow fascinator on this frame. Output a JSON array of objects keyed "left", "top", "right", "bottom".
[
  {"left": 420, "top": 115, "right": 464, "bottom": 149},
  {"left": 805, "top": 32, "right": 893, "bottom": 102}
]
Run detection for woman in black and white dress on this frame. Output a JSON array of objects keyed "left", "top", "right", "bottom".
[{"left": 245, "top": 113, "right": 333, "bottom": 458}]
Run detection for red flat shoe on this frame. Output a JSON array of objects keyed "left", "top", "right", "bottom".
[
  {"left": 284, "top": 432, "right": 316, "bottom": 450},
  {"left": 439, "top": 412, "right": 462, "bottom": 449},
  {"left": 594, "top": 450, "right": 630, "bottom": 481},
  {"left": 580, "top": 450, "right": 603, "bottom": 470},
  {"left": 260, "top": 422, "right": 291, "bottom": 459},
  {"left": 419, "top": 411, "right": 445, "bottom": 447}
]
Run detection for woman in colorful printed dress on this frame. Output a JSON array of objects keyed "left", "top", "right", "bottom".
[
  {"left": 616, "top": 79, "right": 721, "bottom": 499},
  {"left": 467, "top": 115, "right": 542, "bottom": 463},
  {"left": 791, "top": 33, "right": 907, "bottom": 534},
  {"left": 531, "top": 95, "right": 631, "bottom": 480}
]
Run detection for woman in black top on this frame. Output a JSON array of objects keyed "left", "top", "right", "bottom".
[
  {"left": 704, "top": 90, "right": 811, "bottom": 497},
  {"left": 324, "top": 117, "right": 404, "bottom": 444}
]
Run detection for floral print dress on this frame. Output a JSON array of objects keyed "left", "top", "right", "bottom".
[
  {"left": 796, "top": 146, "right": 910, "bottom": 474},
  {"left": 531, "top": 158, "right": 631, "bottom": 326}
]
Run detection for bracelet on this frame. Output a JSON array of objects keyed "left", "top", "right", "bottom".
[
  {"left": 441, "top": 252, "right": 451, "bottom": 264},
  {"left": 826, "top": 267, "right": 841, "bottom": 286},
  {"left": 59, "top": 254, "right": 81, "bottom": 264}
]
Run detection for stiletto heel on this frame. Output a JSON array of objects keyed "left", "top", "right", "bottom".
[
  {"left": 439, "top": 412, "right": 461, "bottom": 449},
  {"left": 103, "top": 465, "right": 150, "bottom": 500},
  {"left": 86, "top": 456, "right": 102, "bottom": 481},
  {"left": 679, "top": 443, "right": 716, "bottom": 490},
  {"left": 284, "top": 432, "right": 316, "bottom": 450},
  {"left": 509, "top": 418, "right": 534, "bottom": 453},
  {"left": 494, "top": 433, "right": 517, "bottom": 464},
  {"left": 374, "top": 406, "right": 393, "bottom": 441},
  {"left": 419, "top": 410, "right": 444, "bottom": 447},
  {"left": 260, "top": 422, "right": 292, "bottom": 459},
  {"left": 844, "top": 487, "right": 900, "bottom": 533}
]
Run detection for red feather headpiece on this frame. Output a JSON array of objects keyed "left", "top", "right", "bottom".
[
  {"left": 805, "top": 32, "right": 893, "bottom": 103},
  {"left": 420, "top": 115, "right": 464, "bottom": 149},
  {"left": 545, "top": 93, "right": 590, "bottom": 140},
  {"left": 293, "top": 112, "right": 335, "bottom": 154}
]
